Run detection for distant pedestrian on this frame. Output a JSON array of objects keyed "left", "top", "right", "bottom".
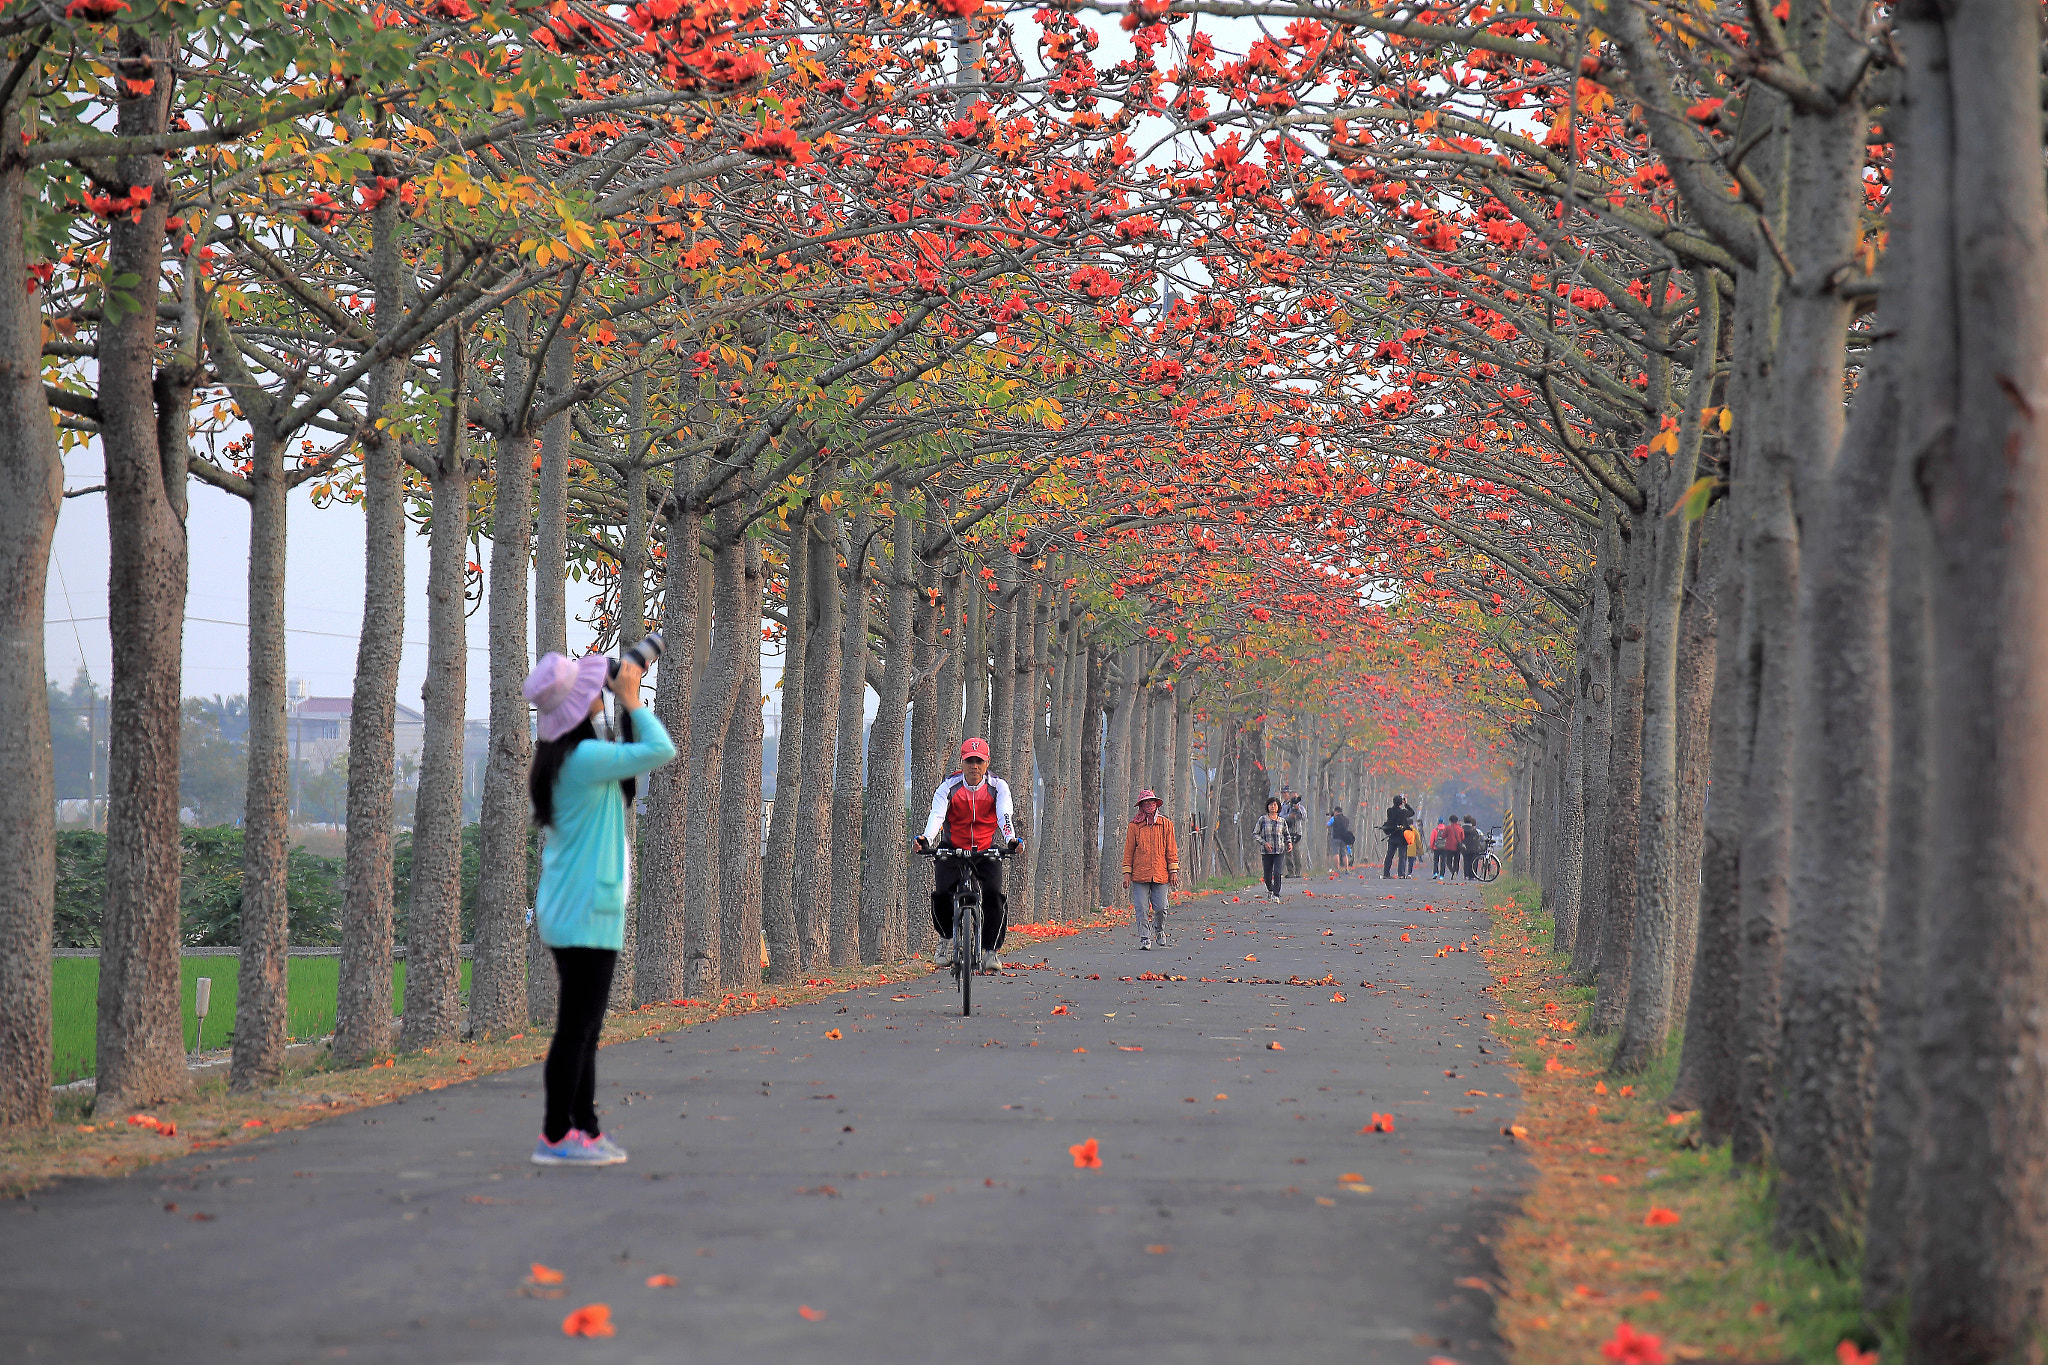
[
  {"left": 1256, "top": 796, "right": 1292, "bottom": 901},
  {"left": 1327, "top": 807, "right": 1354, "bottom": 869},
  {"left": 1380, "top": 795, "right": 1415, "bottom": 879},
  {"left": 1281, "top": 787, "right": 1307, "bottom": 878},
  {"left": 1430, "top": 818, "right": 1455, "bottom": 880},
  {"left": 1461, "top": 816, "right": 1485, "bottom": 880},
  {"left": 1123, "top": 789, "right": 1180, "bottom": 950},
  {"left": 523, "top": 651, "right": 677, "bottom": 1168}
]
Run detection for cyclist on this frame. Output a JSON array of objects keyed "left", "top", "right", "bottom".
[{"left": 914, "top": 738, "right": 1022, "bottom": 970}]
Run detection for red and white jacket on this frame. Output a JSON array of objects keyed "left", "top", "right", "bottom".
[{"left": 921, "top": 772, "right": 1017, "bottom": 851}]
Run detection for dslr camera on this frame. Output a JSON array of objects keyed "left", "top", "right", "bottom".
[{"left": 609, "top": 631, "right": 664, "bottom": 679}]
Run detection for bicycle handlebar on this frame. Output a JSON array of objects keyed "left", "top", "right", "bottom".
[{"left": 915, "top": 844, "right": 1018, "bottom": 861}]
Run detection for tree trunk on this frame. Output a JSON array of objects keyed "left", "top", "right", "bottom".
[
  {"left": 230, "top": 434, "right": 291, "bottom": 1087},
  {"left": 1772, "top": 301, "right": 1900, "bottom": 1258},
  {"left": 988, "top": 556, "right": 1015, "bottom": 775},
  {"left": 759, "top": 514, "right": 807, "bottom": 987},
  {"left": 829, "top": 512, "right": 869, "bottom": 966},
  {"left": 637, "top": 481, "right": 699, "bottom": 1005},
  {"left": 1907, "top": 1, "right": 2048, "bottom": 1352},
  {"left": 399, "top": 338, "right": 471, "bottom": 1052},
  {"left": 860, "top": 497, "right": 915, "bottom": 963},
  {"left": 1571, "top": 566, "right": 1613, "bottom": 980},
  {"left": 96, "top": 39, "right": 191, "bottom": 1111},
  {"left": 717, "top": 531, "right": 763, "bottom": 991},
  {"left": 0, "top": 115, "right": 63, "bottom": 1126},
  {"left": 907, "top": 546, "right": 949, "bottom": 957},
  {"left": 1549, "top": 683, "right": 1586, "bottom": 956},
  {"left": 1615, "top": 278, "right": 1717, "bottom": 1073},
  {"left": 1667, "top": 513, "right": 1718, "bottom": 1030},
  {"left": 1673, "top": 268, "right": 1770, "bottom": 1137},
  {"left": 961, "top": 569, "right": 984, "bottom": 744},
  {"left": 525, "top": 332, "right": 573, "bottom": 1024},
  {"left": 334, "top": 196, "right": 409, "bottom": 1065},
  {"left": 793, "top": 508, "right": 841, "bottom": 970},
  {"left": 1099, "top": 645, "right": 1137, "bottom": 906},
  {"left": 1594, "top": 500, "right": 1652, "bottom": 1035},
  {"left": 471, "top": 306, "right": 535, "bottom": 1039},
  {"left": 684, "top": 491, "right": 745, "bottom": 995},
  {"left": 1007, "top": 584, "right": 1045, "bottom": 918},
  {"left": 1079, "top": 643, "right": 1105, "bottom": 912}
]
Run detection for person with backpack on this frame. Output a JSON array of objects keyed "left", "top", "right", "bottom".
[
  {"left": 1430, "top": 817, "right": 1454, "bottom": 880},
  {"left": 1327, "top": 806, "right": 1354, "bottom": 869},
  {"left": 1379, "top": 796, "right": 1415, "bottom": 878}
]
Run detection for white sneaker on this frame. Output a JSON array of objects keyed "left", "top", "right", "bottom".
[
  {"left": 933, "top": 944, "right": 955, "bottom": 968},
  {"left": 1139, "top": 938, "right": 1152, "bottom": 950},
  {"left": 984, "top": 955, "right": 1005, "bottom": 971}
]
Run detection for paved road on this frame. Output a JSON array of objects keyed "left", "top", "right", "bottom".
[{"left": 5, "top": 872, "right": 1529, "bottom": 1365}]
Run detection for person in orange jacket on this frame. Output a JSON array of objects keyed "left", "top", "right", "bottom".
[{"left": 1122, "top": 789, "right": 1180, "bottom": 950}]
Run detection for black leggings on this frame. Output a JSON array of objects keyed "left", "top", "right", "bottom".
[
  {"left": 931, "top": 855, "right": 1008, "bottom": 952},
  {"left": 1262, "top": 853, "right": 1285, "bottom": 898},
  {"left": 543, "top": 946, "right": 617, "bottom": 1144}
]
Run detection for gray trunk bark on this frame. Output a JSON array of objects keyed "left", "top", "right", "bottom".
[
  {"left": 759, "top": 515, "right": 807, "bottom": 987},
  {"left": 636, "top": 479, "right": 700, "bottom": 1006},
  {"left": 717, "top": 532, "right": 763, "bottom": 991},
  {"left": 1099, "top": 646, "right": 1137, "bottom": 906},
  {"left": 829, "top": 513, "right": 869, "bottom": 966},
  {"left": 0, "top": 118, "right": 63, "bottom": 1125},
  {"left": 860, "top": 497, "right": 915, "bottom": 963},
  {"left": 1594, "top": 499, "right": 1653, "bottom": 1035},
  {"left": 793, "top": 508, "right": 841, "bottom": 970},
  {"left": 1570, "top": 564, "right": 1613, "bottom": 979},
  {"left": 471, "top": 304, "right": 535, "bottom": 1039},
  {"left": 1079, "top": 643, "right": 1105, "bottom": 911},
  {"left": 96, "top": 45, "right": 192, "bottom": 1111},
  {"left": 398, "top": 335, "right": 471, "bottom": 1052},
  {"left": 684, "top": 491, "right": 745, "bottom": 995}
]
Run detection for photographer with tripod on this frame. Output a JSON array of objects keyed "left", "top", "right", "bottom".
[{"left": 521, "top": 635, "right": 674, "bottom": 1167}]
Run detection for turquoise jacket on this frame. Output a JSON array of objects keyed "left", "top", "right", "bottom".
[{"left": 534, "top": 709, "right": 677, "bottom": 951}]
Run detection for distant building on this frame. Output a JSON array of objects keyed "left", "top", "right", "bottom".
[{"left": 286, "top": 680, "right": 425, "bottom": 775}]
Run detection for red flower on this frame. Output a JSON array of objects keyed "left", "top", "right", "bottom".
[{"left": 1600, "top": 1322, "right": 1666, "bottom": 1365}]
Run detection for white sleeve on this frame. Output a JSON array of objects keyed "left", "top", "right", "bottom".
[
  {"left": 921, "top": 777, "right": 955, "bottom": 842},
  {"left": 994, "top": 776, "right": 1017, "bottom": 840}
]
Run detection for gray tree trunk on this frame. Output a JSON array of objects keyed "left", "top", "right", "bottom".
[
  {"left": 684, "top": 491, "right": 745, "bottom": 995},
  {"left": 0, "top": 114, "right": 64, "bottom": 1125},
  {"left": 961, "top": 570, "right": 984, "bottom": 745},
  {"left": 334, "top": 197, "right": 410, "bottom": 1065},
  {"left": 471, "top": 302, "right": 535, "bottom": 1040},
  {"left": 96, "top": 46, "right": 192, "bottom": 1111},
  {"left": 399, "top": 337, "right": 472, "bottom": 1052},
  {"left": 1007, "top": 585, "right": 1046, "bottom": 917},
  {"left": 1667, "top": 514, "right": 1718, "bottom": 1028},
  {"left": 906, "top": 547, "right": 949, "bottom": 957},
  {"left": 1569, "top": 576, "right": 1611, "bottom": 971},
  {"left": 759, "top": 515, "right": 807, "bottom": 987},
  {"left": 524, "top": 333, "right": 573, "bottom": 1024},
  {"left": 230, "top": 430, "right": 291, "bottom": 1087},
  {"left": 793, "top": 509, "right": 841, "bottom": 970},
  {"left": 987, "top": 556, "right": 1016, "bottom": 774},
  {"left": 637, "top": 480, "right": 700, "bottom": 1005},
  {"left": 860, "top": 497, "right": 915, "bottom": 963},
  {"left": 829, "top": 512, "right": 870, "bottom": 966},
  {"left": 1079, "top": 643, "right": 1105, "bottom": 911},
  {"left": 1594, "top": 500, "right": 1653, "bottom": 1035},
  {"left": 717, "top": 533, "right": 764, "bottom": 992},
  {"left": 1615, "top": 276, "right": 1717, "bottom": 1072}
]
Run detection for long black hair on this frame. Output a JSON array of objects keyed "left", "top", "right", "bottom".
[{"left": 528, "top": 707, "right": 638, "bottom": 829}]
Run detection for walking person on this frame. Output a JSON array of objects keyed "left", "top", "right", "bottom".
[
  {"left": 1461, "top": 815, "right": 1485, "bottom": 881},
  {"left": 1327, "top": 806, "right": 1354, "bottom": 870},
  {"left": 1430, "top": 817, "right": 1454, "bottom": 880},
  {"left": 1280, "top": 787, "right": 1307, "bottom": 878},
  {"left": 1122, "top": 789, "right": 1180, "bottom": 949},
  {"left": 1379, "top": 795, "right": 1415, "bottom": 878},
  {"left": 1256, "top": 796, "right": 1292, "bottom": 900},
  {"left": 523, "top": 651, "right": 677, "bottom": 1167}
]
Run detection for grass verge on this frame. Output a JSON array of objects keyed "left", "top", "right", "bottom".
[
  {"left": 52, "top": 958, "right": 472, "bottom": 1085},
  {"left": 5, "top": 914, "right": 1131, "bottom": 1199},
  {"left": 1483, "top": 879, "right": 1868, "bottom": 1365}
]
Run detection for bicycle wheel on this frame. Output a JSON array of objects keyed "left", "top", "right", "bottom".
[
  {"left": 1476, "top": 853, "right": 1500, "bottom": 883},
  {"left": 960, "top": 893, "right": 978, "bottom": 1017}
]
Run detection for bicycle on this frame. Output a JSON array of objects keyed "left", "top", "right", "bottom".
[
  {"left": 916, "top": 844, "right": 1014, "bottom": 1017},
  {"left": 1474, "top": 848, "right": 1501, "bottom": 883}
]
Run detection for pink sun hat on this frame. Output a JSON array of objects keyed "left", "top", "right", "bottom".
[
  {"left": 524, "top": 652, "right": 610, "bottom": 742},
  {"left": 1133, "top": 789, "right": 1161, "bottom": 807}
]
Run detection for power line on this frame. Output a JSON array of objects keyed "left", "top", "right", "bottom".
[{"left": 44, "top": 614, "right": 490, "bottom": 653}]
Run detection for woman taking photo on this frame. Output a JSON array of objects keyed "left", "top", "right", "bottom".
[{"left": 522, "top": 650, "right": 676, "bottom": 1166}]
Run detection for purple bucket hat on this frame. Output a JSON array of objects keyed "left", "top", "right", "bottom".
[{"left": 523, "top": 652, "right": 609, "bottom": 742}]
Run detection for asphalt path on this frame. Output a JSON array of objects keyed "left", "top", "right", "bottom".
[{"left": 5, "top": 869, "right": 1530, "bottom": 1365}]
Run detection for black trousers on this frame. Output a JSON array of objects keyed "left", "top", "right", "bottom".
[
  {"left": 1383, "top": 836, "right": 1406, "bottom": 877},
  {"left": 543, "top": 946, "right": 616, "bottom": 1144},
  {"left": 931, "top": 854, "right": 1008, "bottom": 952},
  {"left": 1261, "top": 853, "right": 1285, "bottom": 898},
  {"left": 1463, "top": 849, "right": 1479, "bottom": 879}
]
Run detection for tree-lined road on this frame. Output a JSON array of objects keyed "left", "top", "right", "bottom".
[{"left": 5, "top": 877, "right": 1525, "bottom": 1364}]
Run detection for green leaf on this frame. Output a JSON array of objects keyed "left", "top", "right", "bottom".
[{"left": 1667, "top": 476, "right": 1719, "bottom": 522}]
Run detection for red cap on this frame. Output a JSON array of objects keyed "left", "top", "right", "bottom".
[{"left": 960, "top": 737, "right": 990, "bottom": 761}]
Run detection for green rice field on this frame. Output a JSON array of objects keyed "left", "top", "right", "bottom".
[{"left": 50, "top": 957, "right": 471, "bottom": 1085}]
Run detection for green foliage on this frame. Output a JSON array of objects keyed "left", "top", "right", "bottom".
[
  {"left": 52, "top": 827, "right": 343, "bottom": 948},
  {"left": 390, "top": 823, "right": 540, "bottom": 945},
  {"left": 180, "top": 698, "right": 249, "bottom": 825}
]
